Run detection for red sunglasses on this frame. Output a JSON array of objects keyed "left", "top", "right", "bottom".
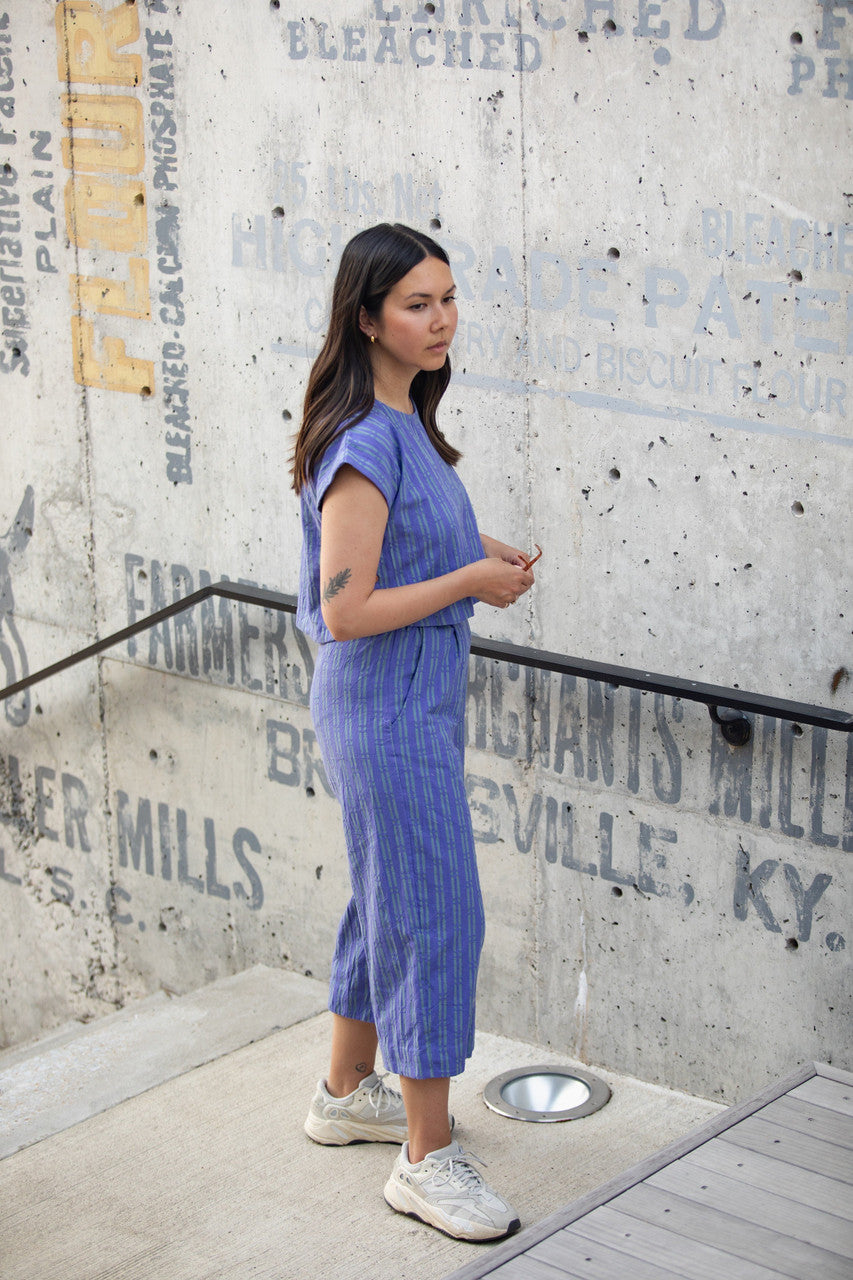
[{"left": 519, "top": 544, "right": 542, "bottom": 572}]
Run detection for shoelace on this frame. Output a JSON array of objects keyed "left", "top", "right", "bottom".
[
  {"left": 428, "top": 1149, "right": 487, "bottom": 1192},
  {"left": 365, "top": 1072, "right": 403, "bottom": 1117}
]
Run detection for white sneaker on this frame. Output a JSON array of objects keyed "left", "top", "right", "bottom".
[
  {"left": 384, "top": 1140, "right": 521, "bottom": 1241},
  {"left": 304, "top": 1072, "right": 409, "bottom": 1145}
]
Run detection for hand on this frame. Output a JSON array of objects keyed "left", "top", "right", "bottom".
[
  {"left": 470, "top": 556, "right": 535, "bottom": 609},
  {"left": 481, "top": 534, "right": 542, "bottom": 572},
  {"left": 480, "top": 533, "right": 525, "bottom": 565}
]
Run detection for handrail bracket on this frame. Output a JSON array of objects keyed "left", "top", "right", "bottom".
[{"left": 708, "top": 705, "right": 752, "bottom": 747}]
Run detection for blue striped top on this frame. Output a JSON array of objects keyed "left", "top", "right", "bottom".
[{"left": 297, "top": 401, "right": 484, "bottom": 643}]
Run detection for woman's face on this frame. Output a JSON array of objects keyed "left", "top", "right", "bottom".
[{"left": 360, "top": 255, "right": 458, "bottom": 383}]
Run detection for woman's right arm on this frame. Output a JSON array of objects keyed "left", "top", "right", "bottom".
[{"left": 319, "top": 466, "right": 534, "bottom": 641}]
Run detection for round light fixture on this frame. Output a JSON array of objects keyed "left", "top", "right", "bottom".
[{"left": 483, "top": 1064, "right": 611, "bottom": 1123}]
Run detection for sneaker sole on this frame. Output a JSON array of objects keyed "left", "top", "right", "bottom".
[
  {"left": 384, "top": 1179, "right": 521, "bottom": 1243},
  {"left": 304, "top": 1112, "right": 454, "bottom": 1146},
  {"left": 304, "top": 1114, "right": 407, "bottom": 1145}
]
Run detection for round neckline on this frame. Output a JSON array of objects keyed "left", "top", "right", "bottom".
[{"left": 376, "top": 398, "right": 416, "bottom": 417}]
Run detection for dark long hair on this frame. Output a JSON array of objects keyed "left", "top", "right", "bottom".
[{"left": 290, "top": 223, "right": 461, "bottom": 494}]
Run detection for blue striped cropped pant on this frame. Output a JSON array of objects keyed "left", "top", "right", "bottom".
[{"left": 310, "top": 622, "right": 485, "bottom": 1079}]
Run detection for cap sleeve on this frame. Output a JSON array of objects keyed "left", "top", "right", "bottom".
[{"left": 315, "top": 409, "right": 401, "bottom": 510}]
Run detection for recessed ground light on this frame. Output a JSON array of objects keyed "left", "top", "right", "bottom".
[{"left": 484, "top": 1065, "right": 611, "bottom": 1123}]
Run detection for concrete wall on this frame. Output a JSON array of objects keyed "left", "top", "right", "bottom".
[{"left": 1, "top": 0, "right": 850, "bottom": 1102}]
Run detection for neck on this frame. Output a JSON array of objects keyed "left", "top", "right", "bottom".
[{"left": 371, "top": 364, "right": 414, "bottom": 414}]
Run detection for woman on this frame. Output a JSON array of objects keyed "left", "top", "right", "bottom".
[{"left": 291, "top": 223, "right": 535, "bottom": 1242}]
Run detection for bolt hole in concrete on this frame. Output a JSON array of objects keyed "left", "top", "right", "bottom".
[
  {"left": 430, "top": 217, "right": 441, "bottom": 230},
  {"left": 791, "top": 500, "right": 805, "bottom": 516},
  {"left": 786, "top": 938, "right": 799, "bottom": 951},
  {"left": 484, "top": 1065, "right": 611, "bottom": 1122}
]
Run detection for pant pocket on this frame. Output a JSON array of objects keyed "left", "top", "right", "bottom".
[{"left": 383, "top": 626, "right": 425, "bottom": 729}]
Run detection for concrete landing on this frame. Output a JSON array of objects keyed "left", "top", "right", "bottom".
[{"left": 0, "top": 967, "right": 723, "bottom": 1280}]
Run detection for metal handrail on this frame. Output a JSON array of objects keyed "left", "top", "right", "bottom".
[{"left": 2, "top": 581, "right": 851, "bottom": 744}]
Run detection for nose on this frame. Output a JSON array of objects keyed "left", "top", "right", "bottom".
[{"left": 433, "top": 300, "right": 454, "bottom": 330}]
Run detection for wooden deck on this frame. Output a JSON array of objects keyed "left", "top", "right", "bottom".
[{"left": 444, "top": 1062, "right": 853, "bottom": 1280}]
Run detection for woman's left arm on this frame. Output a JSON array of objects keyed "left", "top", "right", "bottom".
[{"left": 481, "top": 533, "right": 527, "bottom": 566}]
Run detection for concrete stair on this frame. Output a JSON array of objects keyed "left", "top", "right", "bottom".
[
  {"left": 0, "top": 966, "right": 723, "bottom": 1280},
  {"left": 0, "top": 965, "right": 328, "bottom": 1160}
]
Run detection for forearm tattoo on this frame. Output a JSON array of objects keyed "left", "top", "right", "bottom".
[{"left": 323, "top": 567, "right": 352, "bottom": 602}]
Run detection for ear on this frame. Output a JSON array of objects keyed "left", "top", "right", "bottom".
[{"left": 358, "top": 306, "right": 376, "bottom": 339}]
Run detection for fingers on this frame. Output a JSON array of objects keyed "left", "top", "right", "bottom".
[
  {"left": 500, "top": 571, "right": 534, "bottom": 608},
  {"left": 510, "top": 567, "right": 534, "bottom": 602}
]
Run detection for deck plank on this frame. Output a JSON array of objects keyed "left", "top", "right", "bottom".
[
  {"left": 756, "top": 1095, "right": 853, "bottom": 1148},
  {"left": 720, "top": 1115, "right": 853, "bottom": 1181},
  {"left": 610, "top": 1181, "right": 852, "bottom": 1279},
  {"left": 788, "top": 1076, "right": 853, "bottom": 1118},
  {"left": 484, "top": 1255, "right": 573, "bottom": 1280},
  {"left": 681, "top": 1137, "right": 853, "bottom": 1220},
  {"left": 647, "top": 1155, "right": 853, "bottom": 1253},
  {"left": 556, "top": 1204, "right": 790, "bottom": 1280},
  {"left": 531, "top": 1227, "right": 687, "bottom": 1280}
]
